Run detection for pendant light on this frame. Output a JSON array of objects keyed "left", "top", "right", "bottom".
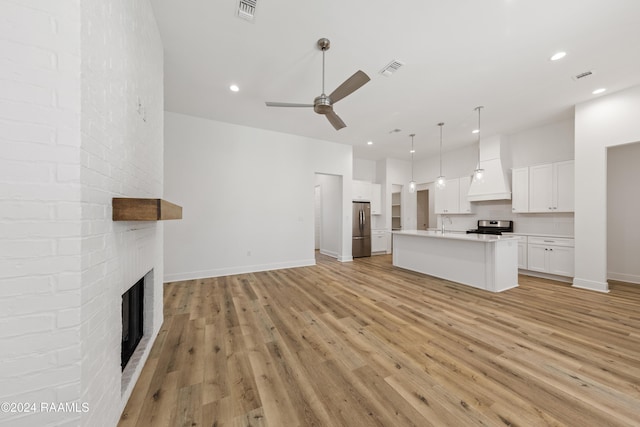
[
  {"left": 473, "top": 106, "right": 485, "bottom": 182},
  {"left": 409, "top": 133, "right": 416, "bottom": 193},
  {"left": 436, "top": 122, "right": 446, "bottom": 189}
]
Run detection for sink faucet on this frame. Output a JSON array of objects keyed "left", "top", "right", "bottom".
[{"left": 441, "top": 215, "right": 452, "bottom": 233}]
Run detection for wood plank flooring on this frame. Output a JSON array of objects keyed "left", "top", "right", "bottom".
[{"left": 119, "top": 254, "right": 640, "bottom": 427}]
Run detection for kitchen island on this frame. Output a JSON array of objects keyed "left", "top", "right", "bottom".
[{"left": 392, "top": 230, "right": 519, "bottom": 292}]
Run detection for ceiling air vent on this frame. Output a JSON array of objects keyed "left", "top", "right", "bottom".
[
  {"left": 380, "top": 60, "right": 405, "bottom": 77},
  {"left": 237, "top": 0, "right": 257, "bottom": 22},
  {"left": 572, "top": 70, "right": 595, "bottom": 81}
]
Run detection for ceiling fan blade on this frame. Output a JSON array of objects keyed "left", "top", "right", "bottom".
[
  {"left": 328, "top": 70, "right": 370, "bottom": 104},
  {"left": 326, "top": 110, "right": 346, "bottom": 130},
  {"left": 265, "top": 102, "right": 314, "bottom": 108}
]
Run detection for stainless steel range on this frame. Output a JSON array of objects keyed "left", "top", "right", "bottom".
[{"left": 466, "top": 220, "right": 513, "bottom": 235}]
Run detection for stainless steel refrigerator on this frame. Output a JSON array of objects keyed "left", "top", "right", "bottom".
[{"left": 352, "top": 201, "right": 371, "bottom": 258}]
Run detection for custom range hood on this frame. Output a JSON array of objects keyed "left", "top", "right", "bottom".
[{"left": 467, "top": 135, "right": 512, "bottom": 202}]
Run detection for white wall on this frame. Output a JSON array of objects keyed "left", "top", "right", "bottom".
[
  {"left": 164, "top": 112, "right": 353, "bottom": 281},
  {"left": 575, "top": 84, "right": 640, "bottom": 292},
  {"left": 607, "top": 142, "right": 640, "bottom": 283},
  {"left": 0, "top": 1, "right": 164, "bottom": 426},
  {"left": 509, "top": 119, "right": 575, "bottom": 167},
  {"left": 353, "top": 158, "right": 377, "bottom": 182},
  {"left": 315, "top": 174, "right": 342, "bottom": 258},
  {"left": 0, "top": 2, "right": 82, "bottom": 426}
]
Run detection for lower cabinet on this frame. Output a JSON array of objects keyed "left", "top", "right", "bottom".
[
  {"left": 372, "top": 231, "right": 387, "bottom": 253},
  {"left": 527, "top": 237, "right": 574, "bottom": 277}
]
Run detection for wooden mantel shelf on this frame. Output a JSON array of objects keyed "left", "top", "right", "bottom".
[{"left": 112, "top": 198, "right": 183, "bottom": 221}]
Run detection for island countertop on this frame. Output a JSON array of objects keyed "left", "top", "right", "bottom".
[{"left": 392, "top": 229, "right": 520, "bottom": 242}]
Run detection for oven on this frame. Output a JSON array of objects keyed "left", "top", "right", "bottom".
[{"left": 466, "top": 220, "right": 513, "bottom": 235}]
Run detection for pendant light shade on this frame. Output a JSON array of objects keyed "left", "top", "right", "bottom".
[
  {"left": 409, "top": 133, "right": 416, "bottom": 193},
  {"left": 436, "top": 122, "right": 446, "bottom": 189},
  {"left": 473, "top": 106, "right": 485, "bottom": 182}
]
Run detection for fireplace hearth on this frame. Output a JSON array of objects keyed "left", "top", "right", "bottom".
[{"left": 121, "top": 277, "right": 144, "bottom": 371}]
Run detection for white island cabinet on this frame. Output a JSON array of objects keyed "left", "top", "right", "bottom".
[{"left": 392, "top": 230, "right": 519, "bottom": 292}]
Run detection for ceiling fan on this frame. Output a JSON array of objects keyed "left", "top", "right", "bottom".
[{"left": 265, "top": 38, "right": 370, "bottom": 130}]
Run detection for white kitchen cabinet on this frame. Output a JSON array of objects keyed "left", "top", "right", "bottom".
[
  {"left": 352, "top": 180, "right": 372, "bottom": 201},
  {"left": 527, "top": 236, "right": 574, "bottom": 277},
  {"left": 511, "top": 167, "right": 529, "bottom": 213},
  {"left": 372, "top": 230, "right": 387, "bottom": 253},
  {"left": 529, "top": 161, "right": 574, "bottom": 212},
  {"left": 435, "top": 177, "right": 474, "bottom": 214},
  {"left": 370, "top": 183, "right": 381, "bottom": 215}
]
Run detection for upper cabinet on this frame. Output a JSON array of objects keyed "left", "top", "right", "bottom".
[
  {"left": 511, "top": 167, "right": 529, "bottom": 213},
  {"left": 529, "top": 160, "right": 574, "bottom": 212},
  {"left": 352, "top": 180, "right": 372, "bottom": 202},
  {"left": 512, "top": 160, "right": 574, "bottom": 213},
  {"left": 435, "top": 177, "right": 474, "bottom": 214},
  {"left": 353, "top": 180, "right": 381, "bottom": 215},
  {"left": 370, "top": 183, "right": 382, "bottom": 215}
]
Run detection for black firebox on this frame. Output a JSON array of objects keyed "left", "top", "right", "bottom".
[{"left": 121, "top": 277, "right": 144, "bottom": 371}]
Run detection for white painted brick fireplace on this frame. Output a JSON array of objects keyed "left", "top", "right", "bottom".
[{"left": 1, "top": 1, "right": 164, "bottom": 426}]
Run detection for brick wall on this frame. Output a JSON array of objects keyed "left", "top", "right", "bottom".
[
  {"left": 0, "top": 0, "right": 163, "bottom": 426},
  {"left": 79, "top": 1, "right": 163, "bottom": 426},
  {"left": 0, "top": 1, "right": 83, "bottom": 426}
]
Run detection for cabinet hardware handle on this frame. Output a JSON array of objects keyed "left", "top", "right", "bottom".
[{"left": 543, "top": 240, "right": 554, "bottom": 243}]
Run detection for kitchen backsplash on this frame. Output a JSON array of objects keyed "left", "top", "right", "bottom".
[{"left": 438, "top": 200, "right": 574, "bottom": 236}]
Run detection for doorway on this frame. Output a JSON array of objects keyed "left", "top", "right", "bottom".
[
  {"left": 607, "top": 141, "right": 640, "bottom": 284},
  {"left": 417, "top": 189, "right": 429, "bottom": 230},
  {"left": 314, "top": 173, "right": 342, "bottom": 259},
  {"left": 314, "top": 185, "right": 321, "bottom": 250}
]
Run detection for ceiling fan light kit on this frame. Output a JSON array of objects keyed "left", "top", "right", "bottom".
[{"left": 265, "top": 38, "right": 371, "bottom": 130}]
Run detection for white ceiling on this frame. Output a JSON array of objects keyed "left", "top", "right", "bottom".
[{"left": 150, "top": 0, "right": 640, "bottom": 161}]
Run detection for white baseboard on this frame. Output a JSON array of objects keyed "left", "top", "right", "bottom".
[
  {"left": 338, "top": 255, "right": 353, "bottom": 262},
  {"left": 320, "top": 249, "right": 338, "bottom": 259},
  {"left": 572, "top": 277, "right": 610, "bottom": 293},
  {"left": 164, "top": 258, "right": 316, "bottom": 282},
  {"left": 518, "top": 269, "right": 573, "bottom": 283},
  {"left": 607, "top": 271, "right": 640, "bottom": 284}
]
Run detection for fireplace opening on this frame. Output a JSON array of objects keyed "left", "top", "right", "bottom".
[{"left": 121, "top": 277, "right": 144, "bottom": 371}]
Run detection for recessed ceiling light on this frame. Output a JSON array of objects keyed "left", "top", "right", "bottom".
[
  {"left": 592, "top": 88, "right": 606, "bottom": 95},
  {"left": 550, "top": 51, "right": 567, "bottom": 61},
  {"left": 472, "top": 129, "right": 479, "bottom": 134},
  {"left": 229, "top": 84, "right": 240, "bottom": 92},
  {"left": 410, "top": 149, "right": 415, "bottom": 154},
  {"left": 367, "top": 141, "right": 373, "bottom": 145}
]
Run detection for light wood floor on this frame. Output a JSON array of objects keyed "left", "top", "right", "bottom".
[{"left": 119, "top": 254, "right": 640, "bottom": 427}]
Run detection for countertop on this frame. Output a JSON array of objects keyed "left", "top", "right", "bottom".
[
  {"left": 392, "top": 229, "right": 520, "bottom": 242},
  {"left": 502, "top": 232, "right": 574, "bottom": 239}
]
